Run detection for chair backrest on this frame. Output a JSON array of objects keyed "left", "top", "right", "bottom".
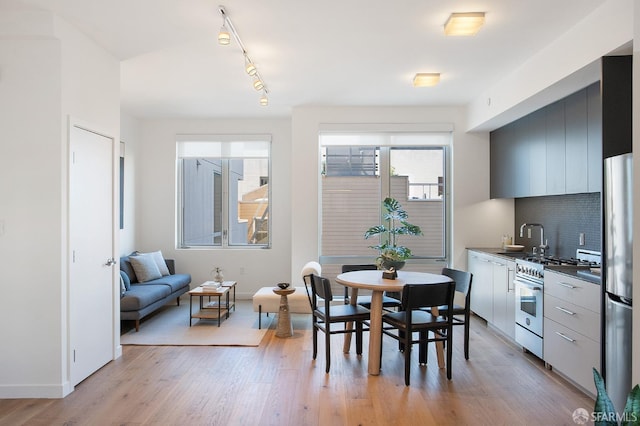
[
  {"left": 341, "top": 264, "right": 378, "bottom": 273},
  {"left": 340, "top": 264, "right": 378, "bottom": 302},
  {"left": 401, "top": 281, "right": 455, "bottom": 311},
  {"left": 310, "top": 274, "right": 334, "bottom": 312},
  {"left": 311, "top": 274, "right": 333, "bottom": 300},
  {"left": 441, "top": 267, "right": 473, "bottom": 297}
]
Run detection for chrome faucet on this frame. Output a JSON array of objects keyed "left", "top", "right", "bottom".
[{"left": 519, "top": 223, "right": 549, "bottom": 256}]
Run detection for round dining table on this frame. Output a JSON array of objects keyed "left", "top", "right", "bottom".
[{"left": 335, "top": 269, "right": 453, "bottom": 376}]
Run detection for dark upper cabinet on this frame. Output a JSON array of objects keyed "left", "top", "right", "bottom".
[
  {"left": 587, "top": 82, "right": 602, "bottom": 192},
  {"left": 601, "top": 56, "right": 632, "bottom": 158},
  {"left": 545, "top": 100, "right": 566, "bottom": 195},
  {"left": 527, "top": 108, "right": 547, "bottom": 196},
  {"left": 490, "top": 123, "right": 515, "bottom": 199},
  {"left": 490, "top": 82, "right": 602, "bottom": 199},
  {"left": 565, "top": 89, "right": 588, "bottom": 193}
]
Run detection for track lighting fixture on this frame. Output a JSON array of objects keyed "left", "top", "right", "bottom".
[{"left": 218, "top": 5, "right": 270, "bottom": 106}]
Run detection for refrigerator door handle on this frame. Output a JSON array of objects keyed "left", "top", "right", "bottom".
[{"left": 607, "top": 294, "right": 633, "bottom": 310}]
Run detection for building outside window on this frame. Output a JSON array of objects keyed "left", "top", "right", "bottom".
[
  {"left": 177, "top": 135, "right": 271, "bottom": 248},
  {"left": 319, "top": 131, "right": 450, "bottom": 282}
]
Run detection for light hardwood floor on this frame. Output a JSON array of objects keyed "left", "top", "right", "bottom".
[{"left": 1, "top": 301, "right": 594, "bottom": 425}]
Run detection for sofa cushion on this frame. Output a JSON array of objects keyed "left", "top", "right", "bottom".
[
  {"left": 141, "top": 250, "right": 170, "bottom": 276},
  {"left": 120, "top": 255, "right": 139, "bottom": 283},
  {"left": 120, "top": 284, "right": 171, "bottom": 312},
  {"left": 148, "top": 273, "right": 192, "bottom": 293},
  {"left": 129, "top": 254, "right": 162, "bottom": 282}
]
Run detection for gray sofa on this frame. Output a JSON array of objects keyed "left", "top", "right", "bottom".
[{"left": 120, "top": 254, "right": 191, "bottom": 331}]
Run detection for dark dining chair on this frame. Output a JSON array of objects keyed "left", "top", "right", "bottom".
[
  {"left": 430, "top": 267, "right": 473, "bottom": 360},
  {"left": 341, "top": 264, "right": 402, "bottom": 311},
  {"left": 310, "top": 274, "right": 371, "bottom": 373},
  {"left": 382, "top": 281, "right": 455, "bottom": 385}
]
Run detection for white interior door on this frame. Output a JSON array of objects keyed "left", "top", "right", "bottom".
[{"left": 69, "top": 124, "right": 115, "bottom": 386}]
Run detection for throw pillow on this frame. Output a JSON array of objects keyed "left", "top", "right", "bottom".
[
  {"left": 120, "top": 270, "right": 131, "bottom": 291},
  {"left": 146, "top": 250, "right": 171, "bottom": 276},
  {"left": 119, "top": 275, "right": 126, "bottom": 298},
  {"left": 129, "top": 254, "right": 162, "bottom": 282}
]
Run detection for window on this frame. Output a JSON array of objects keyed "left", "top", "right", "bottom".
[
  {"left": 177, "top": 135, "right": 271, "bottom": 248},
  {"left": 319, "top": 131, "right": 450, "bottom": 272}
]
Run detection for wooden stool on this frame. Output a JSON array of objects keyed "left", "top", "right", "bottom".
[{"left": 273, "top": 287, "right": 295, "bottom": 337}]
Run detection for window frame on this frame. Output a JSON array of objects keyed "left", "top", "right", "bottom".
[
  {"left": 318, "top": 131, "right": 451, "bottom": 267},
  {"left": 176, "top": 135, "right": 272, "bottom": 250}
]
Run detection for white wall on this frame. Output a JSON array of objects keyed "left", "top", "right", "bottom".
[
  {"left": 135, "top": 117, "right": 292, "bottom": 298},
  {"left": 290, "top": 106, "right": 514, "bottom": 279},
  {"left": 467, "top": 0, "right": 634, "bottom": 132},
  {"left": 0, "top": 9, "right": 64, "bottom": 398},
  {"left": 119, "top": 113, "right": 139, "bottom": 255},
  {"left": 0, "top": 8, "right": 120, "bottom": 398}
]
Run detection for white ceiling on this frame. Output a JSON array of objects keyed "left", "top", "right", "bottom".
[{"left": 15, "top": 0, "right": 607, "bottom": 120}]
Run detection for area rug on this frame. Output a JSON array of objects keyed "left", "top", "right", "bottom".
[{"left": 120, "top": 300, "right": 273, "bottom": 346}]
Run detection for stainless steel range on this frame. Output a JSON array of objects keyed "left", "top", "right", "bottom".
[
  {"left": 515, "top": 258, "right": 544, "bottom": 358},
  {"left": 514, "top": 249, "right": 601, "bottom": 359}
]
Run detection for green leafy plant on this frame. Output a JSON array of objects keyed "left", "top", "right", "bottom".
[
  {"left": 364, "top": 197, "right": 423, "bottom": 267},
  {"left": 593, "top": 368, "right": 640, "bottom": 425}
]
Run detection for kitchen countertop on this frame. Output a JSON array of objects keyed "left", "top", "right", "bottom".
[
  {"left": 545, "top": 265, "right": 601, "bottom": 285},
  {"left": 467, "top": 247, "right": 601, "bottom": 285},
  {"left": 467, "top": 247, "right": 527, "bottom": 261}
]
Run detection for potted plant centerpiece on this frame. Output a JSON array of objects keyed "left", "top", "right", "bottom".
[{"left": 364, "top": 197, "right": 423, "bottom": 270}]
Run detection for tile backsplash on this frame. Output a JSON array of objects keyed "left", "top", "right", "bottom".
[{"left": 514, "top": 192, "right": 601, "bottom": 258}]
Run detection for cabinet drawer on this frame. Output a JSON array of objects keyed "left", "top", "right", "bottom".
[
  {"left": 544, "top": 294, "right": 600, "bottom": 342},
  {"left": 544, "top": 319, "right": 599, "bottom": 395},
  {"left": 544, "top": 271, "right": 600, "bottom": 313}
]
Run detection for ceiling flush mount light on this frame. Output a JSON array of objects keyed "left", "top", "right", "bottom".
[
  {"left": 413, "top": 73, "right": 440, "bottom": 87},
  {"left": 218, "top": 5, "right": 269, "bottom": 106},
  {"left": 444, "top": 12, "right": 485, "bottom": 36}
]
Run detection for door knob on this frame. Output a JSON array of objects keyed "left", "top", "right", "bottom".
[{"left": 105, "top": 257, "right": 116, "bottom": 266}]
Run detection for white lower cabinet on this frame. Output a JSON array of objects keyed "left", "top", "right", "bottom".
[
  {"left": 543, "top": 270, "right": 601, "bottom": 395},
  {"left": 468, "top": 250, "right": 515, "bottom": 338},
  {"left": 492, "top": 258, "right": 516, "bottom": 339},
  {"left": 468, "top": 251, "right": 493, "bottom": 322}
]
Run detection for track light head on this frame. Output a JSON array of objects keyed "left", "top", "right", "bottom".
[
  {"left": 218, "top": 24, "right": 230, "bottom": 45},
  {"left": 245, "top": 56, "right": 257, "bottom": 76},
  {"left": 253, "top": 78, "right": 264, "bottom": 91}
]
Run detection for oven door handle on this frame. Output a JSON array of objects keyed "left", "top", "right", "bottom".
[{"left": 514, "top": 278, "right": 542, "bottom": 292}]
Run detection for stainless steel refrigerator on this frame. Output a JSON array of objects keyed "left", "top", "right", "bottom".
[{"left": 603, "top": 152, "right": 633, "bottom": 414}]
